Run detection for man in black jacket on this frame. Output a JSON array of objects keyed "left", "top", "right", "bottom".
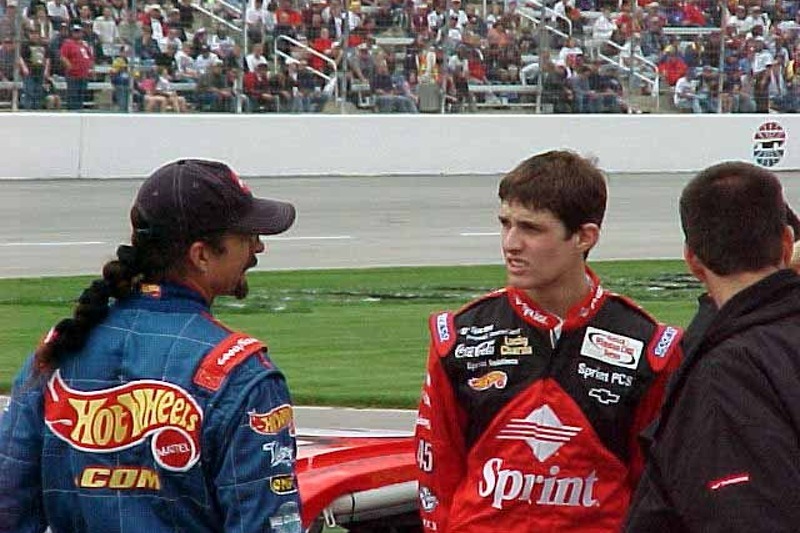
[{"left": 624, "top": 161, "right": 800, "bottom": 532}]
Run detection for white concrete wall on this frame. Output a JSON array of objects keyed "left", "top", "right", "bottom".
[{"left": 1, "top": 113, "right": 794, "bottom": 178}]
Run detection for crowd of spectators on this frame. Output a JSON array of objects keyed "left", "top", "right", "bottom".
[{"left": 1, "top": 0, "right": 800, "bottom": 113}]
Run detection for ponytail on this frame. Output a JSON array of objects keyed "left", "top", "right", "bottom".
[{"left": 33, "top": 244, "right": 142, "bottom": 374}]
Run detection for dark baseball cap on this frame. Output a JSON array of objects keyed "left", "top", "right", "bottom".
[{"left": 133, "top": 158, "right": 296, "bottom": 239}]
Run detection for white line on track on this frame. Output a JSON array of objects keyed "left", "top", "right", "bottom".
[
  {"left": 460, "top": 232, "right": 499, "bottom": 237},
  {"left": 267, "top": 235, "right": 352, "bottom": 241},
  {"left": 0, "top": 241, "right": 106, "bottom": 247}
]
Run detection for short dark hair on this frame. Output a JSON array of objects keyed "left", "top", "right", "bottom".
[
  {"left": 680, "top": 161, "right": 787, "bottom": 275},
  {"left": 498, "top": 150, "right": 607, "bottom": 234}
]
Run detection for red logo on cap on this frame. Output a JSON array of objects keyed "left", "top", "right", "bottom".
[{"left": 229, "top": 170, "right": 251, "bottom": 194}]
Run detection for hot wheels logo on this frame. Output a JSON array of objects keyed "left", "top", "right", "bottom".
[
  {"left": 249, "top": 404, "right": 295, "bottom": 436},
  {"left": 44, "top": 370, "right": 203, "bottom": 471},
  {"left": 468, "top": 371, "right": 508, "bottom": 391}
]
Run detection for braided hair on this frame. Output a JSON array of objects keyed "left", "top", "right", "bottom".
[{"left": 32, "top": 206, "right": 227, "bottom": 374}]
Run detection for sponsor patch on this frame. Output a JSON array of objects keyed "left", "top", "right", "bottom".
[
  {"left": 468, "top": 371, "right": 508, "bottom": 391},
  {"left": 193, "top": 332, "right": 264, "bottom": 391},
  {"left": 708, "top": 473, "right": 750, "bottom": 491},
  {"left": 501, "top": 336, "right": 533, "bottom": 356},
  {"left": 249, "top": 404, "right": 295, "bottom": 436},
  {"left": 753, "top": 121, "right": 786, "bottom": 168},
  {"left": 497, "top": 404, "right": 581, "bottom": 462},
  {"left": 77, "top": 466, "right": 161, "bottom": 491},
  {"left": 455, "top": 340, "right": 495, "bottom": 358},
  {"left": 140, "top": 284, "right": 162, "bottom": 299},
  {"left": 436, "top": 312, "right": 450, "bottom": 342},
  {"left": 580, "top": 327, "right": 643, "bottom": 369},
  {"left": 419, "top": 486, "right": 439, "bottom": 512},
  {"left": 262, "top": 441, "right": 295, "bottom": 467},
  {"left": 588, "top": 388, "right": 620, "bottom": 405},
  {"left": 653, "top": 326, "right": 679, "bottom": 358},
  {"left": 44, "top": 370, "right": 203, "bottom": 472},
  {"left": 269, "top": 501, "right": 302, "bottom": 533},
  {"left": 270, "top": 474, "right": 297, "bottom": 495}
]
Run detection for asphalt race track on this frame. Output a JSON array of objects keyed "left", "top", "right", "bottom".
[{"left": 3, "top": 171, "right": 800, "bottom": 430}]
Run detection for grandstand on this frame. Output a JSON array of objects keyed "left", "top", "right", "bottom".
[{"left": 0, "top": 0, "right": 796, "bottom": 113}]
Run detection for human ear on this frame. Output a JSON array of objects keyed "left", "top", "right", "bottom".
[
  {"left": 575, "top": 223, "right": 600, "bottom": 254},
  {"left": 684, "top": 245, "right": 707, "bottom": 284}
]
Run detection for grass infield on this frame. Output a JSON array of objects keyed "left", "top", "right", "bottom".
[{"left": 0, "top": 260, "right": 702, "bottom": 407}]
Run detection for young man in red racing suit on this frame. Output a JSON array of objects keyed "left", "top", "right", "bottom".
[{"left": 414, "top": 150, "right": 683, "bottom": 533}]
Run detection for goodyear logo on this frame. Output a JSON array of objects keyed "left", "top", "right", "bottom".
[
  {"left": 468, "top": 370, "right": 508, "bottom": 391},
  {"left": 249, "top": 404, "right": 295, "bottom": 436},
  {"left": 270, "top": 474, "right": 297, "bottom": 495},
  {"left": 44, "top": 370, "right": 203, "bottom": 472}
]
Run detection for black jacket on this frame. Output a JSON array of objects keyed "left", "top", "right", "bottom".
[{"left": 625, "top": 269, "right": 800, "bottom": 532}]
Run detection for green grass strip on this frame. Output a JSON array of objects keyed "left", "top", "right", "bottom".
[{"left": 0, "top": 260, "right": 702, "bottom": 407}]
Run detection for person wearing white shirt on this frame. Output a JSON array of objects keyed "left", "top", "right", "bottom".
[
  {"left": 245, "top": 42, "right": 268, "bottom": 72},
  {"left": 174, "top": 41, "right": 198, "bottom": 79},
  {"left": 46, "top": 0, "right": 69, "bottom": 28},
  {"left": 194, "top": 46, "right": 220, "bottom": 75},
  {"left": 93, "top": 6, "right": 118, "bottom": 44},
  {"left": 674, "top": 70, "right": 703, "bottom": 113},
  {"left": 447, "top": 0, "right": 468, "bottom": 29},
  {"left": 160, "top": 27, "right": 183, "bottom": 53}
]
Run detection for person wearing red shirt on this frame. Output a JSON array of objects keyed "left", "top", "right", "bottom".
[
  {"left": 244, "top": 63, "right": 279, "bottom": 111},
  {"left": 658, "top": 47, "right": 688, "bottom": 86},
  {"left": 681, "top": 0, "right": 707, "bottom": 26},
  {"left": 59, "top": 24, "right": 94, "bottom": 110},
  {"left": 309, "top": 27, "right": 336, "bottom": 73}
]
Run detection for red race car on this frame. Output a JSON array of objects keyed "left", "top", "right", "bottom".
[{"left": 297, "top": 429, "right": 421, "bottom": 532}]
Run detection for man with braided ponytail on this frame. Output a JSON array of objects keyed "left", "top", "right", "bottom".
[{"left": 0, "top": 159, "right": 302, "bottom": 533}]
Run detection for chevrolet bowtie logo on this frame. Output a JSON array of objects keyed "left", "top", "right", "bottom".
[{"left": 497, "top": 404, "right": 582, "bottom": 462}]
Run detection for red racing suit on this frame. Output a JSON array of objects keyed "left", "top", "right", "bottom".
[{"left": 414, "top": 270, "right": 682, "bottom": 532}]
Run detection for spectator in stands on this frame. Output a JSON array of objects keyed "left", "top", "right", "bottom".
[
  {"left": 674, "top": 67, "right": 704, "bottom": 112},
  {"left": 0, "top": 0, "right": 19, "bottom": 41},
  {"left": 93, "top": 5, "right": 118, "bottom": 60},
  {"left": 20, "top": 30, "right": 54, "bottom": 110},
  {"left": 110, "top": 55, "right": 130, "bottom": 111},
  {"left": 728, "top": 4, "right": 748, "bottom": 34},
  {"left": 569, "top": 64, "right": 600, "bottom": 112},
  {"left": 696, "top": 64, "right": 719, "bottom": 111},
  {"left": 310, "top": 26, "right": 338, "bottom": 73},
  {"left": 541, "top": 61, "right": 574, "bottom": 112},
  {"left": 161, "top": 27, "right": 184, "bottom": 54},
  {"left": 30, "top": 4, "right": 55, "bottom": 41},
  {"left": 246, "top": 0, "right": 273, "bottom": 44},
  {"left": 178, "top": 0, "right": 194, "bottom": 30},
  {"left": 640, "top": 16, "right": 668, "bottom": 62},
  {"left": 371, "top": 59, "right": 418, "bottom": 112},
  {"left": 588, "top": 7, "right": 617, "bottom": 57},
  {"left": 681, "top": 0, "right": 707, "bottom": 26},
  {"left": 427, "top": 0, "right": 445, "bottom": 34},
  {"left": 108, "top": 0, "right": 126, "bottom": 24},
  {"left": 174, "top": 40, "right": 198, "bottom": 80},
  {"left": 351, "top": 41, "right": 377, "bottom": 85},
  {"left": 143, "top": 4, "right": 166, "bottom": 42},
  {"left": 766, "top": 56, "right": 795, "bottom": 110},
  {"left": 197, "top": 58, "right": 234, "bottom": 111},
  {"left": 438, "top": 12, "right": 463, "bottom": 54},
  {"left": 245, "top": 42, "right": 268, "bottom": 72},
  {"left": 195, "top": 44, "right": 220, "bottom": 75},
  {"left": 659, "top": 45, "right": 688, "bottom": 85},
  {"left": 136, "top": 24, "right": 162, "bottom": 65},
  {"left": 210, "top": 25, "right": 236, "bottom": 60},
  {"left": 165, "top": 7, "right": 187, "bottom": 40},
  {"left": 60, "top": 23, "right": 94, "bottom": 110},
  {"left": 722, "top": 63, "right": 756, "bottom": 112},
  {"left": 244, "top": 61, "right": 278, "bottom": 111},
  {"left": 0, "top": 35, "right": 19, "bottom": 84},
  {"left": 46, "top": 0, "right": 70, "bottom": 30},
  {"left": 117, "top": 9, "right": 141, "bottom": 46}
]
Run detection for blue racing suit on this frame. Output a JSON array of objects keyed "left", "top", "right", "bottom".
[{"left": 0, "top": 282, "right": 302, "bottom": 533}]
